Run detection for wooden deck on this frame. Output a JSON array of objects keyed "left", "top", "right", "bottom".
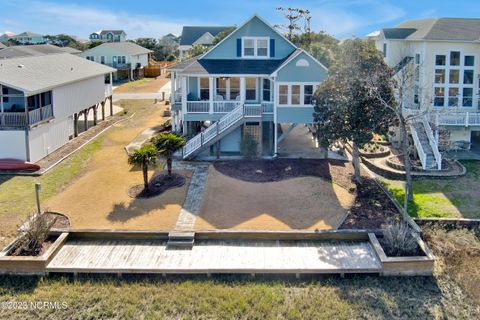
[{"left": 46, "top": 239, "right": 381, "bottom": 274}]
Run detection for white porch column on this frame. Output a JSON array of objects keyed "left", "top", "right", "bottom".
[
  {"left": 181, "top": 76, "right": 187, "bottom": 135},
  {"left": 240, "top": 77, "right": 246, "bottom": 104},
  {"left": 171, "top": 72, "right": 176, "bottom": 103},
  {"left": 209, "top": 76, "right": 214, "bottom": 114},
  {"left": 273, "top": 79, "right": 278, "bottom": 156}
]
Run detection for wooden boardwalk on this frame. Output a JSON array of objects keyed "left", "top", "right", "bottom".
[{"left": 46, "top": 239, "right": 381, "bottom": 274}]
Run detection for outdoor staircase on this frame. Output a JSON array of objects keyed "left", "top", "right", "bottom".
[
  {"left": 167, "top": 231, "right": 195, "bottom": 249},
  {"left": 182, "top": 104, "right": 262, "bottom": 159},
  {"left": 410, "top": 119, "right": 442, "bottom": 170}
]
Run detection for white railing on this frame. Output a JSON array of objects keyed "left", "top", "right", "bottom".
[
  {"left": 261, "top": 102, "right": 274, "bottom": 113},
  {"left": 434, "top": 112, "right": 480, "bottom": 126},
  {"left": 244, "top": 104, "right": 262, "bottom": 117},
  {"left": 0, "top": 112, "right": 26, "bottom": 127},
  {"left": 174, "top": 91, "right": 182, "bottom": 103},
  {"left": 186, "top": 101, "right": 210, "bottom": 113},
  {"left": 0, "top": 105, "right": 53, "bottom": 127},
  {"left": 422, "top": 116, "right": 442, "bottom": 170},
  {"left": 213, "top": 101, "right": 240, "bottom": 113},
  {"left": 104, "top": 84, "right": 112, "bottom": 97},
  {"left": 411, "top": 124, "right": 427, "bottom": 170},
  {"left": 183, "top": 105, "right": 244, "bottom": 158}
]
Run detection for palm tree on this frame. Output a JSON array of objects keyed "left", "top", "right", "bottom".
[
  {"left": 152, "top": 133, "right": 185, "bottom": 176},
  {"left": 128, "top": 145, "right": 158, "bottom": 191}
]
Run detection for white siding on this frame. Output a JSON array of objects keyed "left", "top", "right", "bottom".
[
  {"left": 0, "top": 131, "right": 27, "bottom": 160},
  {"left": 28, "top": 118, "right": 72, "bottom": 162},
  {"left": 52, "top": 76, "right": 105, "bottom": 119}
]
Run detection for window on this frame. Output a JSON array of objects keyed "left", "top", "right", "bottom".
[
  {"left": 246, "top": 78, "right": 256, "bottom": 100},
  {"left": 121, "top": 56, "right": 126, "bottom": 64},
  {"left": 434, "top": 87, "right": 445, "bottom": 107},
  {"left": 463, "top": 88, "right": 473, "bottom": 107},
  {"left": 449, "top": 70, "right": 460, "bottom": 84},
  {"left": 450, "top": 51, "right": 460, "bottom": 66},
  {"left": 40, "top": 92, "right": 51, "bottom": 106},
  {"left": 243, "top": 39, "right": 255, "bottom": 57},
  {"left": 414, "top": 66, "right": 420, "bottom": 82},
  {"left": 216, "top": 78, "right": 227, "bottom": 99},
  {"left": 464, "top": 70, "right": 474, "bottom": 84},
  {"left": 199, "top": 78, "right": 209, "bottom": 100},
  {"left": 415, "top": 53, "right": 420, "bottom": 64},
  {"left": 262, "top": 79, "right": 271, "bottom": 101},
  {"left": 382, "top": 43, "right": 387, "bottom": 58},
  {"left": 230, "top": 78, "right": 240, "bottom": 100},
  {"left": 291, "top": 85, "right": 300, "bottom": 105},
  {"left": 414, "top": 85, "right": 419, "bottom": 104},
  {"left": 435, "top": 69, "right": 446, "bottom": 83},
  {"left": 257, "top": 39, "right": 268, "bottom": 57},
  {"left": 304, "top": 85, "right": 314, "bottom": 105},
  {"left": 448, "top": 88, "right": 459, "bottom": 107},
  {"left": 100, "top": 56, "right": 105, "bottom": 64},
  {"left": 435, "top": 55, "right": 446, "bottom": 66},
  {"left": 242, "top": 37, "right": 269, "bottom": 58},
  {"left": 465, "top": 55, "right": 475, "bottom": 67},
  {"left": 279, "top": 85, "right": 288, "bottom": 105}
]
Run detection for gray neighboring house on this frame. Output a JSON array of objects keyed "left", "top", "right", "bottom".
[
  {"left": 0, "top": 44, "right": 81, "bottom": 59},
  {"left": 179, "top": 26, "right": 233, "bottom": 58},
  {"left": 89, "top": 30, "right": 127, "bottom": 42},
  {"left": 79, "top": 42, "right": 152, "bottom": 81}
]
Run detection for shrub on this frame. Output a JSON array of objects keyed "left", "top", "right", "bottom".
[
  {"left": 381, "top": 220, "right": 419, "bottom": 256},
  {"left": 240, "top": 134, "right": 259, "bottom": 159},
  {"left": 12, "top": 213, "right": 56, "bottom": 256}
]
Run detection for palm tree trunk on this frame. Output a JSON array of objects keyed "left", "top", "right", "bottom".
[
  {"left": 351, "top": 141, "right": 362, "bottom": 184},
  {"left": 142, "top": 164, "right": 149, "bottom": 191},
  {"left": 167, "top": 157, "right": 173, "bottom": 176}
]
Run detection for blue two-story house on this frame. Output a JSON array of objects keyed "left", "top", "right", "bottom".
[{"left": 170, "top": 15, "right": 328, "bottom": 159}]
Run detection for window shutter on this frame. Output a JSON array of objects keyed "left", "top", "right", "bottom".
[
  {"left": 237, "top": 39, "right": 242, "bottom": 57},
  {"left": 270, "top": 39, "right": 275, "bottom": 58}
]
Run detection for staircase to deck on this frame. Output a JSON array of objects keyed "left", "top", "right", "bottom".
[
  {"left": 183, "top": 104, "right": 262, "bottom": 159},
  {"left": 410, "top": 118, "right": 442, "bottom": 170}
]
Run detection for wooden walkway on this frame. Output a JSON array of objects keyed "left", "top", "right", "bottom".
[{"left": 46, "top": 239, "right": 381, "bottom": 274}]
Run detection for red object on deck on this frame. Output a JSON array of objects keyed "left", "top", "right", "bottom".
[{"left": 0, "top": 159, "right": 40, "bottom": 171}]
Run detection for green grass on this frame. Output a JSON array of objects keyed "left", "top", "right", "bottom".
[
  {"left": 382, "top": 161, "right": 480, "bottom": 218},
  {"left": 118, "top": 78, "right": 155, "bottom": 88}
]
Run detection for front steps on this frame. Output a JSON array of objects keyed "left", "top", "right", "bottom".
[{"left": 167, "top": 231, "right": 195, "bottom": 249}]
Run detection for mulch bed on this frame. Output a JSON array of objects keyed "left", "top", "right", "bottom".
[
  {"left": 128, "top": 172, "right": 185, "bottom": 199},
  {"left": 213, "top": 159, "right": 400, "bottom": 230},
  {"left": 45, "top": 212, "right": 71, "bottom": 229}
]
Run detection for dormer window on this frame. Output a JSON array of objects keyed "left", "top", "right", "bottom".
[{"left": 242, "top": 37, "right": 269, "bottom": 58}]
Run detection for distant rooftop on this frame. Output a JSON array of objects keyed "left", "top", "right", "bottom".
[
  {"left": 16, "top": 31, "right": 44, "bottom": 37},
  {"left": 93, "top": 30, "right": 126, "bottom": 36},
  {"left": 0, "top": 44, "right": 81, "bottom": 59},
  {"left": 0, "top": 43, "right": 6, "bottom": 49},
  {"left": 381, "top": 18, "right": 480, "bottom": 41},
  {"left": 82, "top": 42, "right": 152, "bottom": 55},
  {"left": 180, "top": 26, "right": 233, "bottom": 45}
]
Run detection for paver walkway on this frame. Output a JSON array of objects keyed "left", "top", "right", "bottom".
[
  {"left": 173, "top": 163, "right": 209, "bottom": 231},
  {"left": 46, "top": 238, "right": 381, "bottom": 274}
]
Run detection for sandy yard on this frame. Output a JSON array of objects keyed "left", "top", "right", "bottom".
[
  {"left": 195, "top": 166, "right": 355, "bottom": 231},
  {"left": 113, "top": 77, "right": 170, "bottom": 94},
  {"left": 45, "top": 101, "right": 190, "bottom": 230}
]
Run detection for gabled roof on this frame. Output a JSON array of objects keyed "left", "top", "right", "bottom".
[
  {"left": 99, "top": 30, "right": 126, "bottom": 36},
  {"left": 382, "top": 18, "right": 480, "bottom": 41},
  {"left": 16, "top": 31, "right": 44, "bottom": 37},
  {"left": 0, "top": 53, "right": 115, "bottom": 95},
  {"left": 175, "top": 57, "right": 288, "bottom": 75},
  {"left": 81, "top": 42, "right": 152, "bottom": 56},
  {"left": 0, "top": 43, "right": 6, "bottom": 49},
  {"left": 0, "top": 44, "right": 80, "bottom": 59},
  {"left": 180, "top": 26, "right": 232, "bottom": 45}
]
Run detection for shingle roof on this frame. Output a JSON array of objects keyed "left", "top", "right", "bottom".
[
  {"left": 82, "top": 42, "right": 152, "bottom": 56},
  {"left": 0, "top": 53, "right": 115, "bottom": 95},
  {"left": 176, "top": 57, "right": 289, "bottom": 75},
  {"left": 16, "top": 31, "right": 44, "bottom": 37},
  {"left": 180, "top": 26, "right": 232, "bottom": 45},
  {"left": 383, "top": 18, "right": 480, "bottom": 41},
  {"left": 0, "top": 43, "right": 6, "bottom": 49},
  {"left": 99, "top": 30, "right": 125, "bottom": 36},
  {"left": 0, "top": 44, "right": 80, "bottom": 58}
]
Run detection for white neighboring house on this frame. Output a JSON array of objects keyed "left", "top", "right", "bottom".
[
  {"left": 79, "top": 42, "right": 152, "bottom": 81},
  {"left": 0, "top": 53, "right": 115, "bottom": 162},
  {"left": 373, "top": 18, "right": 480, "bottom": 170}
]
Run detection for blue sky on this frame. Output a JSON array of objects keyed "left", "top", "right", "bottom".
[{"left": 1, "top": 0, "right": 480, "bottom": 40}]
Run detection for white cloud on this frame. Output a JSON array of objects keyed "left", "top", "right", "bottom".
[
  {"left": 0, "top": 0, "right": 205, "bottom": 39},
  {"left": 304, "top": 0, "right": 406, "bottom": 37}
]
